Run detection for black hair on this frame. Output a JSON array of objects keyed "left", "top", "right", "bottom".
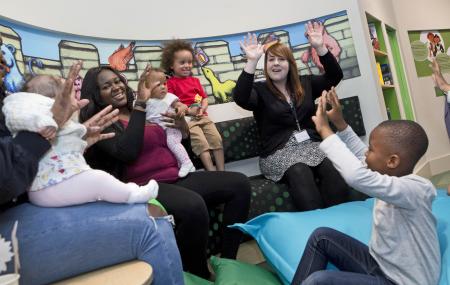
[
  {"left": 376, "top": 120, "right": 429, "bottom": 168},
  {"left": 79, "top": 66, "right": 134, "bottom": 123}
]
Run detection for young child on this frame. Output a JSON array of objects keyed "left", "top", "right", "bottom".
[
  {"left": 2, "top": 74, "right": 158, "bottom": 207},
  {"left": 161, "top": 39, "right": 225, "bottom": 171},
  {"left": 291, "top": 88, "right": 441, "bottom": 285},
  {"left": 145, "top": 67, "right": 195, "bottom": 177}
]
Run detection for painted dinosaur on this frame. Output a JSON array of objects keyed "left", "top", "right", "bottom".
[{"left": 201, "top": 66, "right": 236, "bottom": 103}]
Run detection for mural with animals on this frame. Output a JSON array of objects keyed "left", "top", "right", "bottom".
[{"left": 0, "top": 10, "right": 359, "bottom": 105}]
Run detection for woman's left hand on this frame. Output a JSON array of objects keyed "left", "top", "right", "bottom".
[
  {"left": 83, "top": 105, "right": 120, "bottom": 148},
  {"left": 305, "top": 21, "right": 325, "bottom": 51},
  {"left": 161, "top": 111, "right": 189, "bottom": 139}
]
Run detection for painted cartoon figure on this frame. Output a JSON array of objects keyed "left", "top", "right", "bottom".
[
  {"left": 108, "top": 41, "right": 135, "bottom": 71},
  {"left": 26, "top": 58, "right": 44, "bottom": 76},
  {"left": 201, "top": 66, "right": 236, "bottom": 103},
  {"left": 301, "top": 22, "right": 341, "bottom": 73},
  {"left": 1, "top": 43, "right": 24, "bottom": 93}
]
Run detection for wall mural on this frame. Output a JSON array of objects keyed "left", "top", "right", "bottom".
[{"left": 0, "top": 10, "right": 360, "bottom": 106}]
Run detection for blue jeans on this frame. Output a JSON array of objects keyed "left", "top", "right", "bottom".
[
  {"left": 0, "top": 202, "right": 184, "bottom": 285},
  {"left": 291, "top": 227, "right": 396, "bottom": 285}
]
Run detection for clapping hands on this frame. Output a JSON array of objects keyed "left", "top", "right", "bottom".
[{"left": 312, "top": 87, "right": 347, "bottom": 139}]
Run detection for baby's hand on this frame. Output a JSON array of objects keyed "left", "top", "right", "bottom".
[
  {"left": 187, "top": 106, "right": 200, "bottom": 116},
  {"left": 39, "top": 126, "right": 57, "bottom": 141}
]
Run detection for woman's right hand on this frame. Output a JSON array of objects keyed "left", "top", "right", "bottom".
[{"left": 240, "top": 33, "right": 264, "bottom": 62}]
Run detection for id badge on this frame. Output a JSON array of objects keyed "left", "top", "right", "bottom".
[{"left": 294, "top": 130, "right": 310, "bottom": 143}]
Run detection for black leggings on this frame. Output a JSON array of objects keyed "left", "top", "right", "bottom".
[
  {"left": 283, "top": 158, "right": 349, "bottom": 211},
  {"left": 157, "top": 171, "right": 251, "bottom": 278}
]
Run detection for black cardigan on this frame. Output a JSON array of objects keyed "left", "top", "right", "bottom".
[
  {"left": 233, "top": 51, "right": 343, "bottom": 157},
  {"left": 84, "top": 109, "right": 147, "bottom": 181}
]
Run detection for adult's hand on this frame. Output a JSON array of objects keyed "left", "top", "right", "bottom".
[
  {"left": 51, "top": 61, "right": 89, "bottom": 127},
  {"left": 161, "top": 111, "right": 189, "bottom": 139},
  {"left": 305, "top": 21, "right": 328, "bottom": 56},
  {"left": 240, "top": 33, "right": 265, "bottom": 74},
  {"left": 240, "top": 33, "right": 265, "bottom": 62},
  {"left": 83, "top": 105, "right": 119, "bottom": 148}
]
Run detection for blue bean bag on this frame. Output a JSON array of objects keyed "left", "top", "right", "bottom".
[{"left": 232, "top": 189, "right": 450, "bottom": 285}]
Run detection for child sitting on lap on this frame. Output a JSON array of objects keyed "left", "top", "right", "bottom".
[
  {"left": 2, "top": 74, "right": 158, "bottom": 207},
  {"left": 161, "top": 39, "right": 224, "bottom": 171},
  {"left": 144, "top": 67, "right": 195, "bottom": 177},
  {"left": 291, "top": 88, "right": 440, "bottom": 285}
]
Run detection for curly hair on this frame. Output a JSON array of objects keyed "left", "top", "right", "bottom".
[
  {"left": 160, "top": 39, "right": 195, "bottom": 74},
  {"left": 79, "top": 66, "right": 135, "bottom": 123}
]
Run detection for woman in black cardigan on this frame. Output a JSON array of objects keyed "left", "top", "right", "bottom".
[{"left": 233, "top": 22, "right": 349, "bottom": 211}]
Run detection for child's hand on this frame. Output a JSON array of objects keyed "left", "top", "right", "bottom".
[
  {"left": 39, "top": 126, "right": 57, "bottom": 141},
  {"left": 325, "top": 87, "right": 348, "bottom": 131},
  {"left": 312, "top": 91, "right": 334, "bottom": 139},
  {"left": 196, "top": 107, "right": 204, "bottom": 118},
  {"left": 187, "top": 106, "right": 199, "bottom": 116}
]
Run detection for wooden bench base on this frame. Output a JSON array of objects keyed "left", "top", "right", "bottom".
[{"left": 52, "top": 261, "right": 152, "bottom": 285}]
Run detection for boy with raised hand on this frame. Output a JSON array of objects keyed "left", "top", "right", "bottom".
[{"left": 291, "top": 88, "right": 440, "bottom": 285}]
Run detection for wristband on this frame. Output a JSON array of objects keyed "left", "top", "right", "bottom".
[{"left": 134, "top": 100, "right": 147, "bottom": 109}]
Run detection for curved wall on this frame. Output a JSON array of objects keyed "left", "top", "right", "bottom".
[{"left": 3, "top": 0, "right": 358, "bottom": 40}]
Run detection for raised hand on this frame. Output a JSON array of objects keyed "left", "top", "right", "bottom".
[
  {"left": 312, "top": 91, "right": 334, "bottom": 139},
  {"left": 325, "top": 87, "right": 348, "bottom": 131},
  {"left": 240, "top": 33, "right": 264, "bottom": 62},
  {"left": 137, "top": 64, "right": 160, "bottom": 102},
  {"left": 51, "top": 60, "right": 89, "bottom": 127},
  {"left": 82, "top": 105, "right": 119, "bottom": 148},
  {"left": 305, "top": 21, "right": 325, "bottom": 50},
  {"left": 430, "top": 59, "right": 450, "bottom": 92}
]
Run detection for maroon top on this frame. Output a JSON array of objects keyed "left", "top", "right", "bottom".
[{"left": 123, "top": 120, "right": 179, "bottom": 185}]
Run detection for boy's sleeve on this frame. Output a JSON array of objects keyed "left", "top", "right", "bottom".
[
  {"left": 336, "top": 125, "right": 367, "bottom": 161},
  {"left": 3, "top": 93, "right": 57, "bottom": 134},
  {"left": 320, "top": 134, "right": 424, "bottom": 209}
]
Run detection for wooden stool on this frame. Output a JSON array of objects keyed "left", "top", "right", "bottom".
[{"left": 52, "top": 261, "right": 153, "bottom": 285}]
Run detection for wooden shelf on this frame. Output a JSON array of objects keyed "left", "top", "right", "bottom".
[
  {"left": 381, "top": 84, "right": 395, "bottom": 89},
  {"left": 373, "top": 49, "right": 388, "bottom": 57}
]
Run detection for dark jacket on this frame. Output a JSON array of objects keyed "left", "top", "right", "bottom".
[{"left": 233, "top": 51, "right": 343, "bottom": 157}]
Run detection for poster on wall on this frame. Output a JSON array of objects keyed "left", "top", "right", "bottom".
[
  {"left": 0, "top": 10, "right": 360, "bottom": 106},
  {"left": 408, "top": 29, "right": 450, "bottom": 79},
  {"left": 409, "top": 29, "right": 450, "bottom": 138}
]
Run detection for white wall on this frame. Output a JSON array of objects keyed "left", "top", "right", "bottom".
[{"left": 1, "top": 0, "right": 387, "bottom": 175}]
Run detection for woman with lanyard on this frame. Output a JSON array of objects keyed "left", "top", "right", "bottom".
[{"left": 233, "top": 22, "right": 349, "bottom": 211}]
